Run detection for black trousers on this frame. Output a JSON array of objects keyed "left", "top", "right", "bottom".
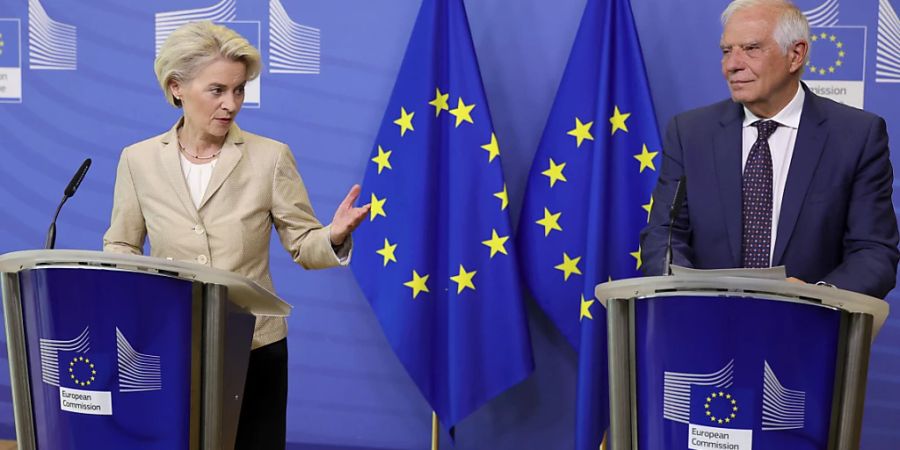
[{"left": 234, "top": 338, "right": 288, "bottom": 450}]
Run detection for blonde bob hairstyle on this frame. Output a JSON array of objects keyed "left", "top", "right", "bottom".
[{"left": 154, "top": 21, "right": 262, "bottom": 108}]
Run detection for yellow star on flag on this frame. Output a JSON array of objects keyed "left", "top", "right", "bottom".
[
  {"left": 450, "top": 264, "right": 477, "bottom": 294},
  {"left": 642, "top": 195, "right": 654, "bottom": 222},
  {"left": 536, "top": 208, "right": 563, "bottom": 236},
  {"left": 428, "top": 88, "right": 450, "bottom": 117},
  {"left": 369, "top": 193, "right": 387, "bottom": 221},
  {"left": 609, "top": 105, "right": 631, "bottom": 135},
  {"left": 403, "top": 270, "right": 430, "bottom": 299},
  {"left": 448, "top": 97, "right": 475, "bottom": 127},
  {"left": 542, "top": 158, "right": 567, "bottom": 187},
  {"left": 481, "top": 133, "right": 501, "bottom": 163},
  {"left": 482, "top": 229, "right": 509, "bottom": 258},
  {"left": 580, "top": 294, "right": 594, "bottom": 321},
  {"left": 494, "top": 184, "right": 509, "bottom": 210},
  {"left": 634, "top": 144, "right": 659, "bottom": 172},
  {"left": 630, "top": 246, "right": 643, "bottom": 269},
  {"left": 567, "top": 117, "right": 594, "bottom": 148},
  {"left": 394, "top": 107, "right": 415, "bottom": 136},
  {"left": 554, "top": 252, "right": 582, "bottom": 281},
  {"left": 371, "top": 145, "right": 392, "bottom": 174},
  {"left": 376, "top": 238, "right": 398, "bottom": 266}
]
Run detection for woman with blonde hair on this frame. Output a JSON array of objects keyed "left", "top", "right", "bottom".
[{"left": 104, "top": 21, "right": 369, "bottom": 449}]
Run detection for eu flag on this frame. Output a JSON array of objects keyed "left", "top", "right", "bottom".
[
  {"left": 0, "top": 20, "right": 21, "bottom": 68},
  {"left": 350, "top": 0, "right": 534, "bottom": 429},
  {"left": 515, "top": 0, "right": 660, "bottom": 447},
  {"left": 805, "top": 26, "right": 865, "bottom": 80}
]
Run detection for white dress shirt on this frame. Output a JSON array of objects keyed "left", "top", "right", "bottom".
[
  {"left": 741, "top": 84, "right": 805, "bottom": 265},
  {"left": 179, "top": 153, "right": 218, "bottom": 209}
]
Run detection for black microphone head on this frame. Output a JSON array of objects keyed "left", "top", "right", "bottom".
[{"left": 64, "top": 158, "right": 92, "bottom": 198}]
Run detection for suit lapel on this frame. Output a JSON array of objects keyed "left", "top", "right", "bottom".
[
  {"left": 773, "top": 89, "right": 827, "bottom": 265},
  {"left": 159, "top": 123, "right": 201, "bottom": 222},
  {"left": 198, "top": 123, "right": 244, "bottom": 210},
  {"left": 713, "top": 102, "right": 745, "bottom": 267}
]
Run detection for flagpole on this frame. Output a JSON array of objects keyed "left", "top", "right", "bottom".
[{"left": 431, "top": 412, "right": 440, "bottom": 450}]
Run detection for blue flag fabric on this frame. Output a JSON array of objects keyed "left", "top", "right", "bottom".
[
  {"left": 515, "top": 0, "right": 661, "bottom": 447},
  {"left": 350, "top": 0, "right": 534, "bottom": 429}
]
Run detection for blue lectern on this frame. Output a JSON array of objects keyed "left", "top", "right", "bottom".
[
  {"left": 597, "top": 275, "right": 888, "bottom": 450},
  {"left": 0, "top": 250, "right": 291, "bottom": 450}
]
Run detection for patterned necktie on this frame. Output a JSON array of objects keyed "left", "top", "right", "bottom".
[{"left": 741, "top": 119, "right": 779, "bottom": 268}]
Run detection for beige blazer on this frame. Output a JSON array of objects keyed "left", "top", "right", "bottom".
[{"left": 103, "top": 119, "right": 347, "bottom": 348}]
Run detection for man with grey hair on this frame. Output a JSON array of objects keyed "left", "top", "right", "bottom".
[{"left": 640, "top": 0, "right": 899, "bottom": 298}]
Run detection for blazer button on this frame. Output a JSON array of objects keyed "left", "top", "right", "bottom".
[
  {"left": 197, "top": 254, "right": 208, "bottom": 265},
  {"left": 194, "top": 225, "right": 205, "bottom": 235}
]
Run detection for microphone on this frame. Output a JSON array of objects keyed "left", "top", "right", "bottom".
[
  {"left": 45, "top": 159, "right": 92, "bottom": 249},
  {"left": 665, "top": 175, "right": 687, "bottom": 275}
]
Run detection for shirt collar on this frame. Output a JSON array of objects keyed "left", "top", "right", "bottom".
[{"left": 742, "top": 83, "right": 804, "bottom": 129}]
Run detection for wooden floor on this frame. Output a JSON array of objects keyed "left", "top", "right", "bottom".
[{"left": 0, "top": 441, "right": 14, "bottom": 450}]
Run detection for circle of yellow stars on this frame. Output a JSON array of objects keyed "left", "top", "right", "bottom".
[
  {"left": 0, "top": 32, "right": 5, "bottom": 57},
  {"left": 533, "top": 104, "right": 657, "bottom": 321},
  {"left": 68, "top": 356, "right": 96, "bottom": 387},
  {"left": 807, "top": 32, "right": 845, "bottom": 76},
  {"left": 705, "top": 391, "right": 739, "bottom": 425},
  {"left": 374, "top": 87, "right": 517, "bottom": 300}
]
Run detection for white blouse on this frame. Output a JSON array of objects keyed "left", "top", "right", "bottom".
[{"left": 179, "top": 153, "right": 217, "bottom": 209}]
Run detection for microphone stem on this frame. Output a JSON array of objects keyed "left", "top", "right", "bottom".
[
  {"left": 45, "top": 196, "right": 69, "bottom": 250},
  {"left": 666, "top": 230, "right": 674, "bottom": 275}
]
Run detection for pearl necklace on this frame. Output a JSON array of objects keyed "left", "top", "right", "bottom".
[{"left": 177, "top": 140, "right": 221, "bottom": 160}]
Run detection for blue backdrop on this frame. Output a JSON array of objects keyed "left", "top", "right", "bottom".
[{"left": 0, "top": 0, "right": 898, "bottom": 449}]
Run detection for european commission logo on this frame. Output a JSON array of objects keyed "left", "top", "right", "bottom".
[
  {"left": 805, "top": 29, "right": 865, "bottom": 79},
  {"left": 795, "top": 0, "right": 873, "bottom": 106},
  {"left": 27, "top": 0, "right": 77, "bottom": 70},
  {"left": 39, "top": 326, "right": 163, "bottom": 415},
  {"left": 0, "top": 18, "right": 22, "bottom": 103},
  {"left": 805, "top": 26, "right": 867, "bottom": 107},
  {"left": 269, "top": 0, "right": 320, "bottom": 74},
  {"left": 664, "top": 359, "right": 806, "bottom": 450},
  {"left": 877, "top": 0, "right": 900, "bottom": 82},
  {"left": 801, "top": 0, "right": 839, "bottom": 27},
  {"left": 154, "top": 0, "right": 321, "bottom": 109}
]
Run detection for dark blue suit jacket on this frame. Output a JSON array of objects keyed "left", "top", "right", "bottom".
[{"left": 640, "top": 85, "right": 899, "bottom": 298}]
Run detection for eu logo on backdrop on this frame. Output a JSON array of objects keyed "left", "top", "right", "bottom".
[
  {"left": 688, "top": 385, "right": 755, "bottom": 450},
  {"left": 0, "top": 18, "right": 22, "bottom": 103},
  {"left": 663, "top": 358, "right": 810, "bottom": 450},
  {"left": 154, "top": 0, "right": 322, "bottom": 109},
  {"left": 40, "top": 326, "right": 163, "bottom": 416},
  {"left": 876, "top": 0, "right": 900, "bottom": 83},
  {"left": 804, "top": 26, "right": 867, "bottom": 107},
  {"left": 27, "top": 0, "right": 77, "bottom": 71}
]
